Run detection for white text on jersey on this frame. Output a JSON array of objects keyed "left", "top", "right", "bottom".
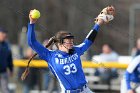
[{"left": 55, "top": 53, "right": 78, "bottom": 64}]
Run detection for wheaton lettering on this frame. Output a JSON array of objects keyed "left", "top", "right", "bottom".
[{"left": 55, "top": 53, "right": 78, "bottom": 64}]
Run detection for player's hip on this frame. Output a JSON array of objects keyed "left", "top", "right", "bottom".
[{"left": 61, "top": 84, "right": 94, "bottom": 93}]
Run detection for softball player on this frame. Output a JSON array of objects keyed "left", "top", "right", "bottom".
[
  {"left": 121, "top": 55, "right": 140, "bottom": 93},
  {"left": 23, "top": 6, "right": 115, "bottom": 93}
]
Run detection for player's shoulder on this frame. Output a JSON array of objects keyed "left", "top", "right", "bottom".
[
  {"left": 74, "top": 39, "right": 92, "bottom": 48},
  {"left": 132, "top": 55, "right": 140, "bottom": 63},
  {"left": 73, "top": 46, "right": 81, "bottom": 52},
  {"left": 49, "top": 49, "right": 58, "bottom": 54},
  {"left": 74, "top": 43, "right": 85, "bottom": 48},
  {"left": 127, "top": 55, "right": 140, "bottom": 73},
  {"left": 135, "top": 55, "right": 140, "bottom": 59}
]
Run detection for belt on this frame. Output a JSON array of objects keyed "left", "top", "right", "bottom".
[{"left": 65, "top": 84, "right": 87, "bottom": 93}]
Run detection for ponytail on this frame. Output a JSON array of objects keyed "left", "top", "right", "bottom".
[{"left": 21, "top": 36, "right": 56, "bottom": 80}]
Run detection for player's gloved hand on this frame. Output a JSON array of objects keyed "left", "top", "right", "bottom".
[{"left": 95, "top": 5, "right": 115, "bottom": 24}]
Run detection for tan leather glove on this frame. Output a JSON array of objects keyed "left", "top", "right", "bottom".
[{"left": 95, "top": 6, "right": 115, "bottom": 23}]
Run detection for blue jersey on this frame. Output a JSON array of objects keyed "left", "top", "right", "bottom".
[
  {"left": 27, "top": 23, "right": 99, "bottom": 90},
  {"left": 125, "top": 55, "right": 140, "bottom": 90}
]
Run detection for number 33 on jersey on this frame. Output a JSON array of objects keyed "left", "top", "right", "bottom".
[{"left": 63, "top": 63, "right": 77, "bottom": 75}]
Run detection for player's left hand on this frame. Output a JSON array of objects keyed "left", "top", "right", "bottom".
[{"left": 95, "top": 5, "right": 115, "bottom": 24}]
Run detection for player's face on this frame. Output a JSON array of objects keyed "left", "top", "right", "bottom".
[
  {"left": 0, "top": 32, "right": 7, "bottom": 42},
  {"left": 63, "top": 38, "right": 74, "bottom": 49}
]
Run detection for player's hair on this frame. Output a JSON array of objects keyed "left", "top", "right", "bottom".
[{"left": 21, "top": 31, "right": 73, "bottom": 80}]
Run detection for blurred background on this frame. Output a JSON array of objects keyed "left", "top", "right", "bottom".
[{"left": 0, "top": 0, "right": 140, "bottom": 93}]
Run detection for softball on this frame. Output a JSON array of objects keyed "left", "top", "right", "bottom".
[{"left": 31, "top": 9, "right": 40, "bottom": 19}]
